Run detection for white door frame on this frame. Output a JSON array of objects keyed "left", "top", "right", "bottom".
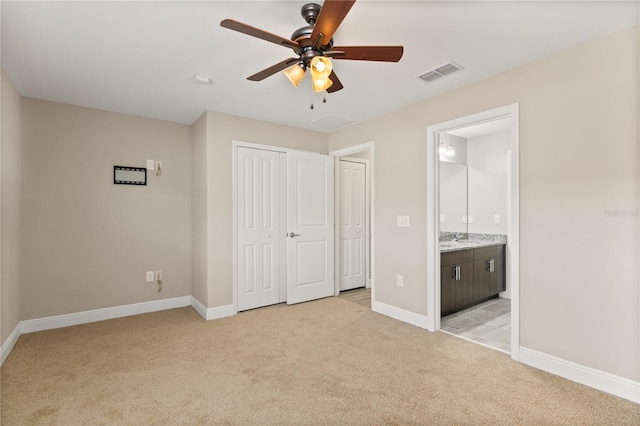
[
  {"left": 337, "top": 157, "right": 370, "bottom": 291},
  {"left": 426, "top": 104, "right": 520, "bottom": 361},
  {"left": 329, "top": 142, "right": 375, "bottom": 301}
]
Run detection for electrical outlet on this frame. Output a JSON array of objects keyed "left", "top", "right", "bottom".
[
  {"left": 397, "top": 275, "right": 404, "bottom": 287},
  {"left": 494, "top": 215, "right": 501, "bottom": 224},
  {"left": 156, "top": 161, "right": 163, "bottom": 170},
  {"left": 468, "top": 215, "right": 474, "bottom": 224},
  {"left": 440, "top": 214, "right": 446, "bottom": 223},
  {"left": 155, "top": 270, "right": 162, "bottom": 281},
  {"left": 146, "top": 159, "right": 155, "bottom": 170},
  {"left": 146, "top": 271, "right": 154, "bottom": 282}
]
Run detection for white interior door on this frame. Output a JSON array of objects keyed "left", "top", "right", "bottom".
[
  {"left": 339, "top": 160, "right": 366, "bottom": 291},
  {"left": 286, "top": 150, "right": 335, "bottom": 305},
  {"left": 237, "top": 147, "right": 282, "bottom": 311}
]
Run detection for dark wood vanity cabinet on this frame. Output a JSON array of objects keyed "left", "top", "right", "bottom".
[
  {"left": 441, "top": 244, "right": 505, "bottom": 316},
  {"left": 440, "top": 249, "right": 474, "bottom": 315}
]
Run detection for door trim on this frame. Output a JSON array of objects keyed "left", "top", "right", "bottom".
[
  {"left": 425, "top": 104, "right": 520, "bottom": 361},
  {"left": 329, "top": 142, "right": 375, "bottom": 303}
]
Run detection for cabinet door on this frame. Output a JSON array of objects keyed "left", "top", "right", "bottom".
[
  {"left": 490, "top": 256, "right": 506, "bottom": 294},
  {"left": 473, "top": 259, "right": 492, "bottom": 301},
  {"left": 441, "top": 265, "right": 457, "bottom": 315},
  {"left": 455, "top": 262, "right": 474, "bottom": 308}
]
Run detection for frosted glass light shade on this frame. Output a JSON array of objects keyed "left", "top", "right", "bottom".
[
  {"left": 310, "top": 56, "right": 332, "bottom": 80},
  {"left": 446, "top": 145, "right": 456, "bottom": 157},
  {"left": 313, "top": 77, "right": 333, "bottom": 92},
  {"left": 284, "top": 64, "right": 305, "bottom": 88}
]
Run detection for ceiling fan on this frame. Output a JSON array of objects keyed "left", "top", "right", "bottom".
[{"left": 220, "top": 0, "right": 404, "bottom": 94}]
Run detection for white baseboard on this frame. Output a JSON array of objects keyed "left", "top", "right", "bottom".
[
  {"left": 372, "top": 300, "right": 429, "bottom": 329},
  {"left": 21, "top": 296, "right": 192, "bottom": 334},
  {"left": 1, "top": 322, "right": 22, "bottom": 366},
  {"left": 520, "top": 346, "right": 640, "bottom": 404},
  {"left": 190, "top": 296, "right": 209, "bottom": 319},
  {"left": 191, "top": 297, "right": 236, "bottom": 321}
]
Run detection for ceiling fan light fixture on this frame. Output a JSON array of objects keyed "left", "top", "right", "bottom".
[
  {"left": 284, "top": 63, "right": 306, "bottom": 88},
  {"left": 309, "top": 56, "right": 332, "bottom": 80},
  {"left": 313, "top": 77, "right": 333, "bottom": 93}
]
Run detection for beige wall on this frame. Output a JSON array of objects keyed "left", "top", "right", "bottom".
[
  {"left": 202, "top": 111, "right": 327, "bottom": 308},
  {"left": 20, "top": 99, "right": 192, "bottom": 319},
  {"left": 1, "top": 70, "right": 22, "bottom": 344},
  {"left": 467, "top": 131, "right": 510, "bottom": 235},
  {"left": 329, "top": 26, "right": 639, "bottom": 381}
]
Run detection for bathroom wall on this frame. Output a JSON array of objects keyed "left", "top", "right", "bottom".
[{"left": 467, "top": 130, "right": 510, "bottom": 234}]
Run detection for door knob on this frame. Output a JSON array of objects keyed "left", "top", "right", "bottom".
[{"left": 288, "top": 232, "right": 301, "bottom": 238}]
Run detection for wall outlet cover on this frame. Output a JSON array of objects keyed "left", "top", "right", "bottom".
[
  {"left": 396, "top": 215, "right": 411, "bottom": 227},
  {"left": 146, "top": 159, "right": 155, "bottom": 170},
  {"left": 146, "top": 271, "right": 154, "bottom": 282}
]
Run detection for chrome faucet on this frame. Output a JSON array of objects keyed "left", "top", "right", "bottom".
[{"left": 453, "top": 232, "right": 464, "bottom": 242}]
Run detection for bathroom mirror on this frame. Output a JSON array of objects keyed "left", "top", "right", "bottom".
[{"left": 439, "top": 161, "right": 467, "bottom": 234}]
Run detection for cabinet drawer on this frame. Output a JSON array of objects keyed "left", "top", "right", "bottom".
[
  {"left": 473, "top": 244, "right": 505, "bottom": 261},
  {"left": 441, "top": 249, "right": 473, "bottom": 266}
]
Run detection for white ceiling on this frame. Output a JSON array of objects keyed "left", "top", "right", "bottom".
[{"left": 2, "top": 1, "right": 638, "bottom": 133}]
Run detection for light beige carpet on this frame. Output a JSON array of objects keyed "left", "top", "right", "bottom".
[{"left": 2, "top": 297, "right": 638, "bottom": 425}]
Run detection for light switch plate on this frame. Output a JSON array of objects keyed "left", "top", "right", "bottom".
[
  {"left": 146, "top": 271, "right": 154, "bottom": 282},
  {"left": 396, "top": 215, "right": 410, "bottom": 227},
  {"left": 146, "top": 159, "right": 155, "bottom": 170},
  {"left": 494, "top": 215, "right": 501, "bottom": 224},
  {"left": 468, "top": 215, "right": 474, "bottom": 224},
  {"left": 396, "top": 275, "right": 404, "bottom": 287},
  {"left": 462, "top": 215, "right": 468, "bottom": 224},
  {"left": 440, "top": 214, "right": 446, "bottom": 223}
]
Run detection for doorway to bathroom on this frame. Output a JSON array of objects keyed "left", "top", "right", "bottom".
[{"left": 426, "top": 104, "right": 520, "bottom": 360}]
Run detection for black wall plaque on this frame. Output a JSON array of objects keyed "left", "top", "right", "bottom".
[{"left": 114, "top": 166, "right": 147, "bottom": 185}]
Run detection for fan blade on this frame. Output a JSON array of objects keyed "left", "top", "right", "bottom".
[
  {"left": 326, "top": 70, "right": 344, "bottom": 93},
  {"left": 221, "top": 19, "right": 300, "bottom": 52},
  {"left": 310, "top": 0, "right": 356, "bottom": 46},
  {"left": 331, "top": 46, "right": 404, "bottom": 62},
  {"left": 247, "top": 58, "right": 300, "bottom": 81}
]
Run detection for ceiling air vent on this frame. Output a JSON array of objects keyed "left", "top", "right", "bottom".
[
  {"left": 418, "top": 61, "right": 464, "bottom": 83},
  {"left": 312, "top": 115, "right": 354, "bottom": 129}
]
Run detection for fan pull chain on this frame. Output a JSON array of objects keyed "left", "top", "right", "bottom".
[{"left": 310, "top": 82, "right": 314, "bottom": 109}]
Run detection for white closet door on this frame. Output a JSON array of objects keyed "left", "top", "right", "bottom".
[
  {"left": 237, "top": 147, "right": 281, "bottom": 311},
  {"left": 339, "top": 160, "right": 366, "bottom": 291},
  {"left": 286, "top": 150, "right": 335, "bottom": 305}
]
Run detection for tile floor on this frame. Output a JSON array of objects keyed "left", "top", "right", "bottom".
[{"left": 441, "top": 297, "right": 511, "bottom": 353}]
